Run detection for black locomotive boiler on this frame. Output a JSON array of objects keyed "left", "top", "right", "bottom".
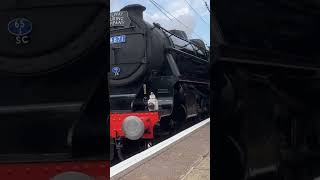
[
  {"left": 0, "top": 1, "right": 108, "bottom": 179},
  {"left": 110, "top": 4, "right": 210, "bottom": 161}
]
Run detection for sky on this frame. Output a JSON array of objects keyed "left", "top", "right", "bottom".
[{"left": 110, "top": 0, "right": 210, "bottom": 46}]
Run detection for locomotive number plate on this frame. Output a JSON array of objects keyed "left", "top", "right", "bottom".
[{"left": 110, "top": 35, "right": 126, "bottom": 44}]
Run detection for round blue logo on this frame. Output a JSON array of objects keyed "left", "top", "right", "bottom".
[
  {"left": 8, "top": 18, "right": 32, "bottom": 36},
  {"left": 112, "top": 66, "right": 121, "bottom": 76}
]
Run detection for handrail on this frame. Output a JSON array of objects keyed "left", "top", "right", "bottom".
[
  {"left": 167, "top": 48, "right": 209, "bottom": 64},
  {"left": 0, "top": 102, "right": 82, "bottom": 113},
  {"left": 153, "top": 23, "right": 209, "bottom": 55}
]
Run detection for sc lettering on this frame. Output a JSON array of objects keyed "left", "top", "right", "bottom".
[{"left": 16, "top": 36, "right": 29, "bottom": 44}]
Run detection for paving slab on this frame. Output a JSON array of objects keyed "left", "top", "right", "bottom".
[
  {"left": 112, "top": 123, "right": 210, "bottom": 180},
  {"left": 182, "top": 153, "right": 210, "bottom": 180}
]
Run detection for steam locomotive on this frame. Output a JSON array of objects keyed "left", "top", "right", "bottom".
[
  {"left": 0, "top": 1, "right": 108, "bottom": 179},
  {"left": 214, "top": 1, "right": 320, "bottom": 180},
  {"left": 109, "top": 4, "right": 210, "bottom": 161}
]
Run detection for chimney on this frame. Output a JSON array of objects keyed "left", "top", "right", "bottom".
[{"left": 121, "top": 4, "right": 146, "bottom": 20}]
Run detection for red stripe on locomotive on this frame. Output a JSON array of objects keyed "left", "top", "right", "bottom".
[{"left": 0, "top": 161, "right": 108, "bottom": 180}]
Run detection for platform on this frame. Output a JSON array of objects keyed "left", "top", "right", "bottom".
[{"left": 111, "top": 119, "right": 210, "bottom": 180}]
